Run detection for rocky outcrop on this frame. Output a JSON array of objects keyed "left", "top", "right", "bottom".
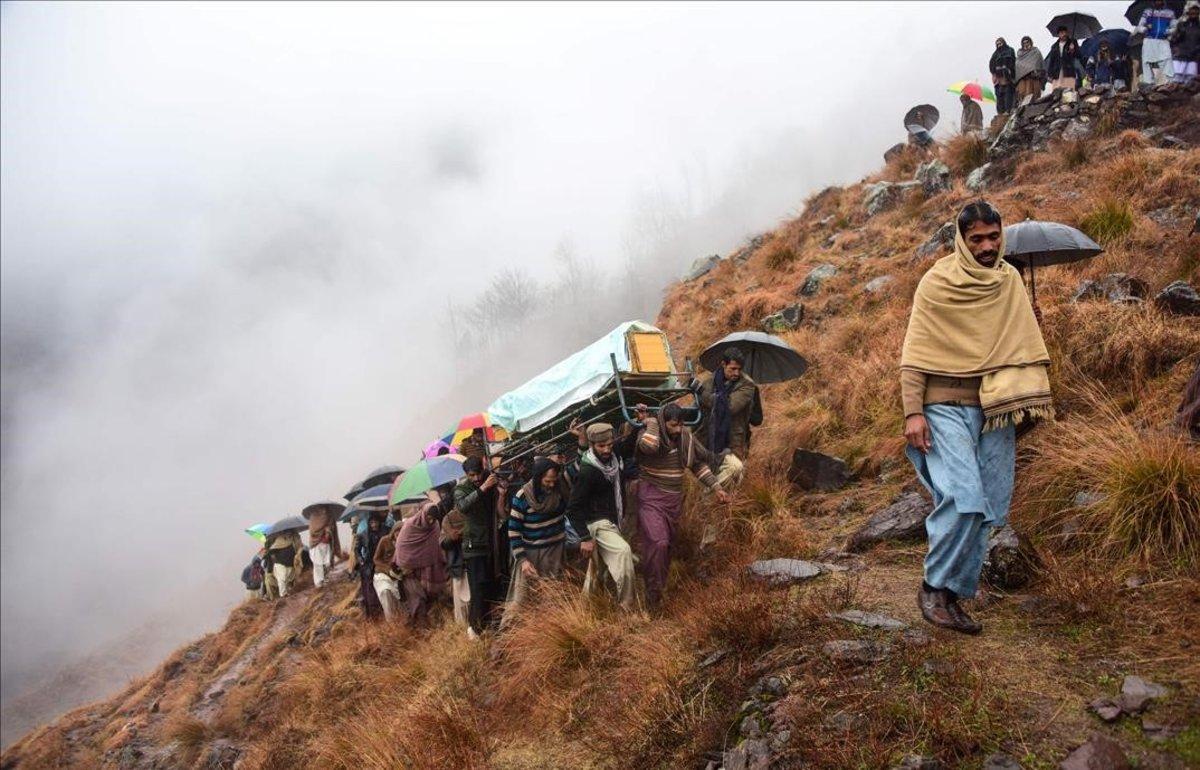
[
  {"left": 966, "top": 163, "right": 992, "bottom": 192},
  {"left": 914, "top": 159, "right": 951, "bottom": 196},
  {"left": 684, "top": 254, "right": 722, "bottom": 281},
  {"left": 863, "top": 275, "right": 895, "bottom": 294},
  {"left": 1059, "top": 734, "right": 1130, "bottom": 770},
  {"left": 761, "top": 303, "right": 804, "bottom": 332},
  {"left": 846, "top": 492, "right": 930, "bottom": 552},
  {"left": 915, "top": 221, "right": 955, "bottom": 259},
  {"left": 1072, "top": 273, "right": 1149, "bottom": 305},
  {"left": 864, "top": 180, "right": 919, "bottom": 217},
  {"left": 797, "top": 263, "right": 838, "bottom": 296},
  {"left": 1154, "top": 280, "right": 1200, "bottom": 316}
]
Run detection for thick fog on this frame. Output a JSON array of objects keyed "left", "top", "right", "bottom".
[{"left": 1, "top": 0, "right": 1127, "bottom": 736}]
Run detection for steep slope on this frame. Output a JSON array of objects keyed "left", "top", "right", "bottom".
[{"left": 3, "top": 83, "right": 1198, "bottom": 770}]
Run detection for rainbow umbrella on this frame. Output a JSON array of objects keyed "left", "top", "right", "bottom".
[
  {"left": 947, "top": 81, "right": 995, "bottom": 104},
  {"left": 441, "top": 412, "right": 508, "bottom": 446},
  {"left": 390, "top": 454, "right": 467, "bottom": 506},
  {"left": 245, "top": 522, "right": 270, "bottom": 543},
  {"left": 423, "top": 439, "right": 455, "bottom": 459}
]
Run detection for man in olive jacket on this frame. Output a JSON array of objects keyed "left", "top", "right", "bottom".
[{"left": 695, "top": 346, "right": 758, "bottom": 462}]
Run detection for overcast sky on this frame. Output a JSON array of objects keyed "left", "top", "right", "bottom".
[{"left": 0, "top": 0, "right": 1128, "bottom": 724}]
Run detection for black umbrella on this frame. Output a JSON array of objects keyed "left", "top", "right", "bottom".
[
  {"left": 1047, "top": 11, "right": 1102, "bottom": 39},
  {"left": 904, "top": 104, "right": 939, "bottom": 132},
  {"left": 1081, "top": 28, "right": 1132, "bottom": 59},
  {"left": 265, "top": 515, "right": 309, "bottom": 538},
  {"left": 301, "top": 499, "right": 347, "bottom": 521},
  {"left": 1003, "top": 220, "right": 1103, "bottom": 305},
  {"left": 1124, "top": 0, "right": 1185, "bottom": 26},
  {"left": 699, "top": 331, "right": 808, "bottom": 385},
  {"left": 343, "top": 464, "right": 405, "bottom": 500}
]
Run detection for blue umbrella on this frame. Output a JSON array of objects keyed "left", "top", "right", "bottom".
[
  {"left": 350, "top": 483, "right": 392, "bottom": 510},
  {"left": 1081, "top": 28, "right": 1131, "bottom": 60},
  {"left": 265, "top": 515, "right": 308, "bottom": 537}
]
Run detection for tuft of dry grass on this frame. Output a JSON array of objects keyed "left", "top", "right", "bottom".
[
  {"left": 1077, "top": 197, "right": 1135, "bottom": 245},
  {"left": 761, "top": 235, "right": 797, "bottom": 270},
  {"left": 1062, "top": 139, "right": 1090, "bottom": 170},
  {"left": 1017, "top": 392, "right": 1200, "bottom": 574},
  {"left": 942, "top": 133, "right": 988, "bottom": 177}
]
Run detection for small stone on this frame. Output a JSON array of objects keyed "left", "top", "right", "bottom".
[
  {"left": 731, "top": 234, "right": 768, "bottom": 265},
  {"left": 1118, "top": 675, "right": 1168, "bottom": 714},
  {"left": 798, "top": 263, "right": 838, "bottom": 296},
  {"left": 982, "top": 753, "right": 1023, "bottom": 770},
  {"left": 831, "top": 610, "right": 908, "bottom": 631},
  {"left": 1059, "top": 733, "right": 1130, "bottom": 770},
  {"left": 748, "top": 558, "right": 823, "bottom": 586},
  {"left": 893, "top": 755, "right": 942, "bottom": 769},
  {"left": 923, "top": 659, "right": 955, "bottom": 676},
  {"left": 751, "top": 675, "right": 790, "bottom": 699},
  {"left": 1141, "top": 717, "right": 1181, "bottom": 742},
  {"left": 769, "top": 730, "right": 792, "bottom": 751},
  {"left": 823, "top": 711, "right": 865, "bottom": 732},
  {"left": 699, "top": 649, "right": 729, "bottom": 669},
  {"left": 723, "top": 738, "right": 772, "bottom": 770},
  {"left": 1089, "top": 697, "right": 1122, "bottom": 722},
  {"left": 788, "top": 449, "right": 850, "bottom": 491},
  {"left": 1062, "top": 120, "right": 1093, "bottom": 140},
  {"left": 863, "top": 275, "right": 895, "bottom": 294},
  {"left": 903, "top": 628, "right": 933, "bottom": 647},
  {"left": 884, "top": 142, "right": 907, "bottom": 163},
  {"left": 761, "top": 303, "right": 804, "bottom": 333},
  {"left": 1154, "top": 280, "right": 1200, "bottom": 316},
  {"left": 846, "top": 492, "right": 930, "bottom": 552},
  {"left": 740, "top": 715, "right": 763, "bottom": 738},
  {"left": 1072, "top": 273, "right": 1149, "bottom": 305},
  {"left": 823, "top": 639, "right": 891, "bottom": 664},
  {"left": 684, "top": 254, "right": 722, "bottom": 281},
  {"left": 1124, "top": 575, "right": 1146, "bottom": 589},
  {"left": 1073, "top": 490, "right": 1106, "bottom": 508}
]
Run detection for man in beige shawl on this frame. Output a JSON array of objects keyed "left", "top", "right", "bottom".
[{"left": 901, "top": 200, "right": 1052, "bottom": 635}]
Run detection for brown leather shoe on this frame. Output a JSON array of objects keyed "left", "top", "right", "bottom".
[
  {"left": 945, "top": 597, "right": 983, "bottom": 635},
  {"left": 917, "top": 586, "right": 957, "bottom": 630}
]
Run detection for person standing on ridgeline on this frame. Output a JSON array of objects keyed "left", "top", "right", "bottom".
[
  {"left": 372, "top": 521, "right": 404, "bottom": 622},
  {"left": 503, "top": 458, "right": 569, "bottom": 624},
  {"left": 901, "top": 200, "right": 1054, "bottom": 635},
  {"left": 1170, "top": 1, "right": 1200, "bottom": 83},
  {"left": 307, "top": 510, "right": 335, "bottom": 588},
  {"left": 634, "top": 403, "right": 730, "bottom": 611},
  {"left": 1045, "top": 26, "right": 1082, "bottom": 91},
  {"left": 1014, "top": 36, "right": 1046, "bottom": 103},
  {"left": 357, "top": 513, "right": 389, "bottom": 620},
  {"left": 1139, "top": 0, "right": 1178, "bottom": 84},
  {"left": 267, "top": 529, "right": 303, "bottom": 598},
  {"left": 1087, "top": 40, "right": 1120, "bottom": 87},
  {"left": 990, "top": 37, "right": 1017, "bottom": 114},
  {"left": 959, "top": 93, "right": 984, "bottom": 135},
  {"left": 394, "top": 493, "right": 450, "bottom": 628},
  {"left": 455, "top": 456, "right": 500, "bottom": 638},
  {"left": 566, "top": 423, "right": 637, "bottom": 610}
]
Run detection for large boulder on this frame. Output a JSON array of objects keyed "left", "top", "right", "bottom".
[
  {"left": 1154, "top": 280, "right": 1200, "bottom": 316},
  {"left": 847, "top": 492, "right": 930, "bottom": 552},
  {"left": 915, "top": 221, "right": 955, "bottom": 259},
  {"left": 761, "top": 303, "right": 804, "bottom": 333},
  {"left": 798, "top": 263, "right": 838, "bottom": 296},
  {"left": 914, "top": 159, "right": 951, "bottom": 196},
  {"left": 1072, "top": 273, "right": 1150, "bottom": 305},
  {"left": 788, "top": 449, "right": 850, "bottom": 491},
  {"left": 684, "top": 254, "right": 722, "bottom": 281},
  {"left": 982, "top": 525, "right": 1040, "bottom": 589}
]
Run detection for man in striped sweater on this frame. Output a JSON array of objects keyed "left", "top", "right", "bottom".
[
  {"left": 635, "top": 402, "right": 730, "bottom": 611},
  {"left": 502, "top": 458, "right": 569, "bottom": 624}
]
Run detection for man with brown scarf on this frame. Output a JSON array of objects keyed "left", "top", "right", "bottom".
[{"left": 901, "top": 200, "right": 1052, "bottom": 635}]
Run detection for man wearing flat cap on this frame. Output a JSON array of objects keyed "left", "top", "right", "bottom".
[{"left": 565, "top": 421, "right": 636, "bottom": 609}]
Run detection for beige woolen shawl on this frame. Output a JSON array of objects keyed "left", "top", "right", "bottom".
[{"left": 901, "top": 228, "right": 1054, "bottom": 431}]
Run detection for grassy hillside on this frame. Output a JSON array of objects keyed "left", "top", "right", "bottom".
[{"left": 3, "top": 89, "right": 1198, "bottom": 769}]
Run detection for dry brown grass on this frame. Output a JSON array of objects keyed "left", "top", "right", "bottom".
[{"left": 943, "top": 133, "right": 989, "bottom": 177}]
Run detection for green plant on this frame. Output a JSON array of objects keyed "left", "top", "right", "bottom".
[{"left": 1078, "top": 198, "right": 1134, "bottom": 245}]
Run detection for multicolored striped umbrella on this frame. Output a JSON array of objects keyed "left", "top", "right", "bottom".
[
  {"left": 947, "top": 81, "right": 995, "bottom": 104},
  {"left": 245, "top": 523, "right": 270, "bottom": 543},
  {"left": 390, "top": 454, "right": 467, "bottom": 506},
  {"left": 441, "top": 412, "right": 508, "bottom": 446}
]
